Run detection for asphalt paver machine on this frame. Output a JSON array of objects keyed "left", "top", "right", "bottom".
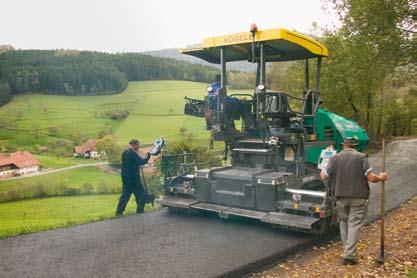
[{"left": 158, "top": 26, "right": 369, "bottom": 234}]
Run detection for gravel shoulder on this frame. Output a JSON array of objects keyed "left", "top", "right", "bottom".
[{"left": 252, "top": 196, "right": 417, "bottom": 278}]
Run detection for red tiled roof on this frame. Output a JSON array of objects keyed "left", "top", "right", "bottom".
[
  {"left": 0, "top": 151, "right": 39, "bottom": 169},
  {"left": 74, "top": 139, "right": 96, "bottom": 154}
]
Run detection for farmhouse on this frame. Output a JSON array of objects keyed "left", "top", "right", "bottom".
[
  {"left": 74, "top": 139, "right": 100, "bottom": 159},
  {"left": 0, "top": 151, "right": 39, "bottom": 178}
]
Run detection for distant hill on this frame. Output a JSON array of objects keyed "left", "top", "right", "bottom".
[
  {"left": 0, "top": 50, "right": 218, "bottom": 103},
  {"left": 143, "top": 48, "right": 258, "bottom": 72}
]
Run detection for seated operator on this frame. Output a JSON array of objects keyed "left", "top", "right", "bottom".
[
  {"left": 207, "top": 74, "right": 221, "bottom": 110},
  {"left": 206, "top": 74, "right": 241, "bottom": 129}
]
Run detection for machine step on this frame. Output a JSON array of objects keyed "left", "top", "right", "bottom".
[
  {"left": 157, "top": 196, "right": 198, "bottom": 208},
  {"left": 191, "top": 203, "right": 267, "bottom": 220},
  {"left": 224, "top": 207, "right": 267, "bottom": 219},
  {"left": 191, "top": 202, "right": 230, "bottom": 213},
  {"left": 159, "top": 197, "right": 320, "bottom": 230},
  {"left": 261, "top": 212, "right": 320, "bottom": 229}
]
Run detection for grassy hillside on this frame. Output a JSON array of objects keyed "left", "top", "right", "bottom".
[
  {"left": 0, "top": 80, "right": 221, "bottom": 238},
  {"left": 0, "top": 166, "right": 120, "bottom": 196},
  {"left": 0, "top": 195, "right": 158, "bottom": 238},
  {"left": 114, "top": 81, "right": 209, "bottom": 143},
  {"left": 0, "top": 80, "right": 210, "bottom": 149}
]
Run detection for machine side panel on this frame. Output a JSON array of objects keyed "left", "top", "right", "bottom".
[{"left": 305, "top": 108, "right": 369, "bottom": 164}]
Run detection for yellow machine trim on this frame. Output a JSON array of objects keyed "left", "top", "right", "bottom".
[
  {"left": 181, "top": 28, "right": 328, "bottom": 58},
  {"left": 202, "top": 29, "right": 327, "bottom": 56}
]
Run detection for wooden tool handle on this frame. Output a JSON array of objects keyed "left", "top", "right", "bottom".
[
  {"left": 380, "top": 138, "right": 386, "bottom": 258},
  {"left": 382, "top": 139, "right": 386, "bottom": 172}
]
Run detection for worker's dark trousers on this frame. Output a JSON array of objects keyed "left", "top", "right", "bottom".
[{"left": 116, "top": 180, "right": 146, "bottom": 215}]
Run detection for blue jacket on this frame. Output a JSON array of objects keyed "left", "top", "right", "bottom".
[{"left": 209, "top": 82, "right": 220, "bottom": 109}]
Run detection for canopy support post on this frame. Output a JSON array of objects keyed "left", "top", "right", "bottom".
[
  {"left": 220, "top": 47, "right": 226, "bottom": 89},
  {"left": 305, "top": 59, "right": 309, "bottom": 91},
  {"left": 315, "top": 57, "right": 321, "bottom": 91},
  {"left": 260, "top": 43, "right": 265, "bottom": 87},
  {"left": 256, "top": 63, "right": 260, "bottom": 87}
]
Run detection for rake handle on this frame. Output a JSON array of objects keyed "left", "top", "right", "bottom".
[{"left": 379, "top": 139, "right": 386, "bottom": 258}]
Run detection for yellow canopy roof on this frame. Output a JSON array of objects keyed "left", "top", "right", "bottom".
[{"left": 180, "top": 28, "right": 328, "bottom": 64}]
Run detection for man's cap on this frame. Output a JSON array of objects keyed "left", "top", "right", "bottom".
[
  {"left": 342, "top": 136, "right": 359, "bottom": 146},
  {"left": 129, "top": 138, "right": 140, "bottom": 145}
]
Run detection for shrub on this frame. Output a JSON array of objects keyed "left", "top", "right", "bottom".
[
  {"left": 51, "top": 181, "right": 70, "bottom": 196},
  {"left": 2, "top": 143, "right": 18, "bottom": 152},
  {"left": 47, "top": 139, "right": 73, "bottom": 157},
  {"left": 105, "top": 184, "right": 118, "bottom": 194},
  {"left": 6, "top": 191, "right": 19, "bottom": 202},
  {"left": 48, "top": 126, "right": 60, "bottom": 136},
  {"left": 144, "top": 174, "right": 161, "bottom": 197},
  {"left": 101, "top": 109, "right": 130, "bottom": 120},
  {"left": 32, "top": 184, "right": 48, "bottom": 198},
  {"left": 114, "top": 184, "right": 122, "bottom": 194},
  {"left": 0, "top": 192, "right": 9, "bottom": 202},
  {"left": 63, "top": 187, "right": 81, "bottom": 196},
  {"left": 166, "top": 135, "right": 222, "bottom": 168},
  {"left": 97, "top": 181, "right": 110, "bottom": 194},
  {"left": 81, "top": 182, "right": 94, "bottom": 194},
  {"left": 97, "top": 129, "right": 111, "bottom": 139},
  {"left": 32, "top": 144, "right": 42, "bottom": 154}
]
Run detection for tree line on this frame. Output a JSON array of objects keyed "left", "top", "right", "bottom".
[
  {"left": 269, "top": 0, "right": 416, "bottom": 140},
  {"left": 0, "top": 48, "right": 219, "bottom": 106}
]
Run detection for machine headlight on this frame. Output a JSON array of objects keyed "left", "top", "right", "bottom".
[
  {"left": 292, "top": 193, "right": 301, "bottom": 202},
  {"left": 257, "top": 84, "right": 265, "bottom": 91}
]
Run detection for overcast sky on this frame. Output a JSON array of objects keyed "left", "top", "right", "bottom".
[{"left": 0, "top": 0, "right": 339, "bottom": 53}]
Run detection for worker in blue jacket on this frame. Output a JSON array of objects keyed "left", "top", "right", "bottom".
[
  {"left": 115, "top": 139, "right": 151, "bottom": 216},
  {"left": 208, "top": 74, "right": 221, "bottom": 110},
  {"left": 206, "top": 74, "right": 241, "bottom": 127}
]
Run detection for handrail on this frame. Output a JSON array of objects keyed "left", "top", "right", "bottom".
[{"left": 229, "top": 93, "right": 253, "bottom": 99}]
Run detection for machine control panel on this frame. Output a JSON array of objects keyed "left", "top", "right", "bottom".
[{"left": 317, "top": 145, "right": 337, "bottom": 170}]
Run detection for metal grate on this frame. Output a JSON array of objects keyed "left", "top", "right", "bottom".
[
  {"left": 191, "top": 202, "right": 229, "bottom": 213},
  {"left": 157, "top": 197, "right": 198, "bottom": 208},
  {"left": 261, "top": 212, "right": 320, "bottom": 229}
]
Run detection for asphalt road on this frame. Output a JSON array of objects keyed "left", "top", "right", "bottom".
[{"left": 0, "top": 139, "right": 416, "bottom": 278}]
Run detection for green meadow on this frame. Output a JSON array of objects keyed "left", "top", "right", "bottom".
[
  {"left": 0, "top": 80, "right": 211, "bottom": 148},
  {"left": 0, "top": 166, "right": 120, "bottom": 195},
  {"left": 0, "top": 80, "right": 230, "bottom": 238},
  {"left": 35, "top": 154, "right": 103, "bottom": 169},
  {"left": 114, "top": 81, "right": 209, "bottom": 143},
  {"left": 0, "top": 195, "right": 158, "bottom": 238}
]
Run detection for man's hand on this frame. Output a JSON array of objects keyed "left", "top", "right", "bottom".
[
  {"left": 379, "top": 172, "right": 388, "bottom": 181},
  {"left": 367, "top": 172, "right": 388, "bottom": 182},
  {"left": 320, "top": 170, "right": 329, "bottom": 181}
]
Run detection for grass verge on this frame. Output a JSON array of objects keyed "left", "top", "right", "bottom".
[{"left": 0, "top": 194, "right": 159, "bottom": 239}]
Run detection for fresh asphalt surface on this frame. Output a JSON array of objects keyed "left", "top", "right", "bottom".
[{"left": 1, "top": 139, "right": 416, "bottom": 278}]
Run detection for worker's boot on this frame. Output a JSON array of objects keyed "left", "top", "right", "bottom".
[{"left": 342, "top": 258, "right": 358, "bottom": 265}]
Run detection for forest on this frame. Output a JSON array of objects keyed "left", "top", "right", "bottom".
[
  {"left": 269, "top": 0, "right": 416, "bottom": 140},
  {"left": 0, "top": 48, "right": 218, "bottom": 106}
]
